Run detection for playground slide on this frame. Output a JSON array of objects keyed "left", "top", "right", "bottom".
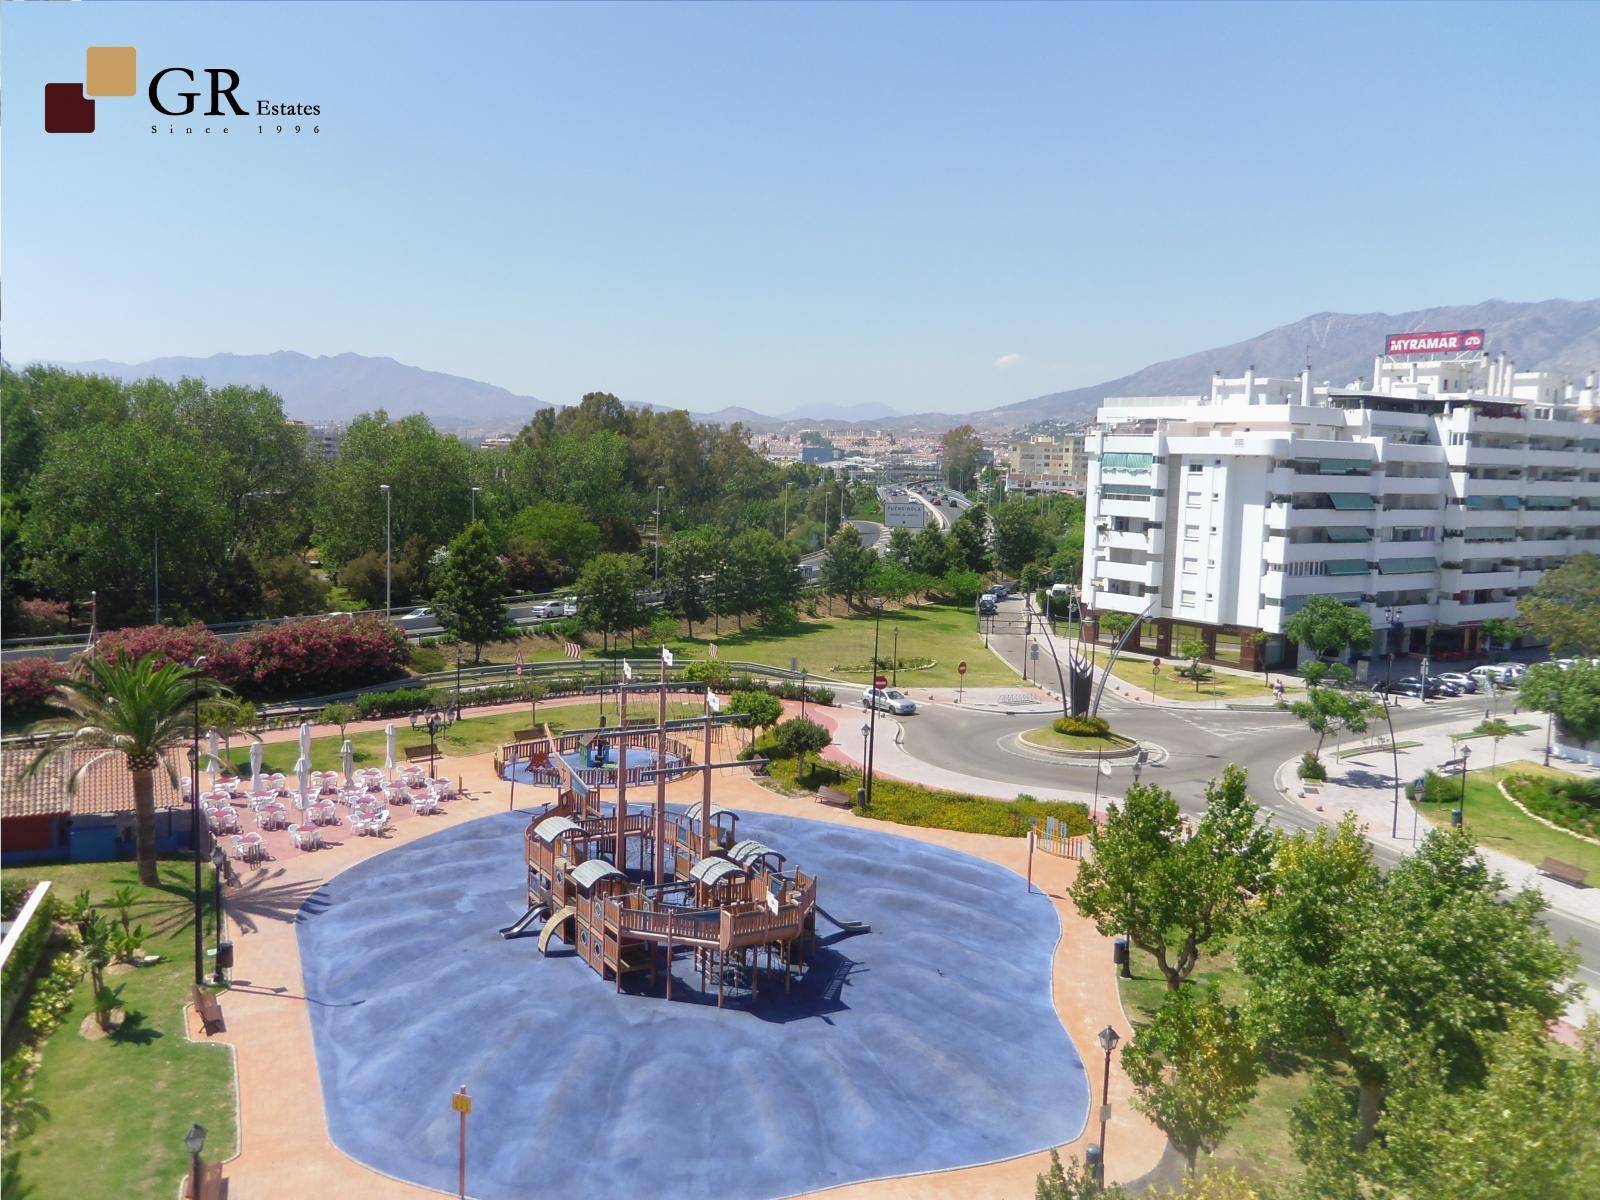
[
  {"left": 538, "top": 906, "right": 576, "bottom": 955},
  {"left": 499, "top": 904, "right": 547, "bottom": 939},
  {"left": 814, "top": 905, "right": 870, "bottom": 935}
]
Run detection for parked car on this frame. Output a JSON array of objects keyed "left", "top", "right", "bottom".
[
  {"left": 1468, "top": 665, "right": 1508, "bottom": 686},
  {"left": 1436, "top": 671, "right": 1479, "bottom": 694},
  {"left": 977, "top": 595, "right": 998, "bottom": 616},
  {"left": 1492, "top": 662, "right": 1527, "bottom": 684},
  {"left": 533, "top": 600, "right": 565, "bottom": 619},
  {"left": 1379, "top": 676, "right": 1448, "bottom": 698},
  {"left": 862, "top": 687, "right": 917, "bottom": 715}
]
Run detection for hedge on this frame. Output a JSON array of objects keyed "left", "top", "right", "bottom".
[
  {"left": 0, "top": 657, "right": 69, "bottom": 718},
  {"left": 1, "top": 884, "right": 57, "bottom": 1033},
  {"left": 766, "top": 758, "right": 1091, "bottom": 839},
  {"left": 1053, "top": 715, "right": 1110, "bottom": 737},
  {"left": 1503, "top": 772, "right": 1600, "bottom": 840}
]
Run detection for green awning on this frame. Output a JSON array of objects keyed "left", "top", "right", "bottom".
[
  {"left": 1101, "top": 484, "right": 1152, "bottom": 498},
  {"left": 1329, "top": 492, "right": 1376, "bottom": 510},
  {"left": 1325, "top": 527, "right": 1372, "bottom": 542},
  {"left": 1325, "top": 559, "right": 1371, "bottom": 576},
  {"left": 1303, "top": 458, "right": 1371, "bottom": 475},
  {"left": 1464, "top": 528, "right": 1516, "bottom": 541},
  {"left": 1102, "top": 452, "right": 1153, "bottom": 471},
  {"left": 1463, "top": 495, "right": 1504, "bottom": 510},
  {"left": 1378, "top": 557, "right": 1437, "bottom": 574},
  {"left": 1524, "top": 496, "right": 1569, "bottom": 510}
]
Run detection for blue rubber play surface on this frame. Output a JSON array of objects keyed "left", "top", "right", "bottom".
[{"left": 295, "top": 809, "right": 1087, "bottom": 1200}]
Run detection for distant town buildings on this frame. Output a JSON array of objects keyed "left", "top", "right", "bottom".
[
  {"left": 1081, "top": 346, "right": 1600, "bottom": 670},
  {"left": 288, "top": 419, "right": 345, "bottom": 459},
  {"left": 1006, "top": 431, "right": 1088, "bottom": 494}
]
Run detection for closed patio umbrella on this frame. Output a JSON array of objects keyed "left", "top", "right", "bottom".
[
  {"left": 296, "top": 754, "right": 310, "bottom": 797},
  {"left": 207, "top": 729, "right": 222, "bottom": 779},
  {"left": 341, "top": 739, "right": 355, "bottom": 787},
  {"left": 384, "top": 723, "right": 397, "bottom": 781},
  {"left": 299, "top": 720, "right": 312, "bottom": 765},
  {"left": 249, "top": 742, "right": 264, "bottom": 794}
]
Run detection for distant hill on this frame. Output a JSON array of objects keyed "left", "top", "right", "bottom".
[
  {"left": 993, "top": 298, "right": 1600, "bottom": 425},
  {"left": 47, "top": 351, "right": 550, "bottom": 432}
]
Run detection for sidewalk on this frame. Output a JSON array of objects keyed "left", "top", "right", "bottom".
[{"left": 1273, "top": 720, "right": 1600, "bottom": 1020}]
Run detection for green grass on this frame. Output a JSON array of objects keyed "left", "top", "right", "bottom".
[
  {"left": 3, "top": 860, "right": 235, "bottom": 1200},
  {"left": 1334, "top": 740, "right": 1421, "bottom": 759},
  {"left": 1118, "top": 943, "right": 1308, "bottom": 1192},
  {"left": 218, "top": 701, "right": 647, "bottom": 776},
  {"left": 1107, "top": 655, "right": 1288, "bottom": 702},
  {"left": 1019, "top": 726, "right": 1136, "bottom": 753},
  {"left": 1416, "top": 762, "right": 1600, "bottom": 876},
  {"left": 655, "top": 603, "right": 1017, "bottom": 686},
  {"left": 1449, "top": 722, "right": 1537, "bottom": 741}
]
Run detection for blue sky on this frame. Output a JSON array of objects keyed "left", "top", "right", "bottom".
[{"left": 6, "top": 1, "right": 1597, "bottom": 416}]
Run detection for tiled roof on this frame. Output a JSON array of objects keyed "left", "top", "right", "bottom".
[{"left": 2, "top": 747, "right": 188, "bottom": 820}]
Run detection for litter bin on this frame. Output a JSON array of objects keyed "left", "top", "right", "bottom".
[
  {"left": 1451, "top": 808, "right": 1463, "bottom": 827},
  {"left": 1112, "top": 936, "right": 1129, "bottom": 966},
  {"left": 215, "top": 940, "right": 234, "bottom": 972}
]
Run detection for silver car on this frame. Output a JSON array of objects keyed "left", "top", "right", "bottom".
[{"left": 862, "top": 687, "right": 917, "bottom": 715}]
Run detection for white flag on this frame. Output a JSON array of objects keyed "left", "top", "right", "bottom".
[
  {"left": 623, "top": 660, "right": 634, "bottom": 681},
  {"left": 1100, "top": 760, "right": 1113, "bottom": 777},
  {"left": 707, "top": 690, "right": 721, "bottom": 713},
  {"left": 661, "top": 647, "right": 674, "bottom": 667}
]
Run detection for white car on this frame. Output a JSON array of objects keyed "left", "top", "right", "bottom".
[
  {"left": 1436, "top": 671, "right": 1479, "bottom": 694},
  {"left": 533, "top": 600, "right": 565, "bottom": 619},
  {"left": 862, "top": 687, "right": 917, "bottom": 715},
  {"left": 394, "top": 606, "right": 435, "bottom": 629},
  {"left": 1493, "top": 662, "right": 1527, "bottom": 684},
  {"left": 561, "top": 598, "right": 579, "bottom": 617}
]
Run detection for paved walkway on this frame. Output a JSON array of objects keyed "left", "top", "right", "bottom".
[
  {"left": 198, "top": 738, "right": 1163, "bottom": 1198},
  {"left": 1272, "top": 721, "right": 1600, "bottom": 1020}
]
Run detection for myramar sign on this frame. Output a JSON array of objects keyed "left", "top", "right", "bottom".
[{"left": 1384, "top": 329, "right": 1485, "bottom": 356}]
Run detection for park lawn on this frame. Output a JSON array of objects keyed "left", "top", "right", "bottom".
[
  {"left": 1106, "top": 654, "right": 1287, "bottom": 702},
  {"left": 1019, "top": 726, "right": 1136, "bottom": 753},
  {"left": 4, "top": 860, "right": 235, "bottom": 1200},
  {"left": 658, "top": 603, "right": 1017, "bottom": 686},
  {"left": 1416, "top": 761, "right": 1600, "bottom": 877},
  {"left": 217, "top": 701, "right": 635, "bottom": 776},
  {"left": 1117, "top": 944, "right": 1308, "bottom": 1193},
  {"left": 1334, "top": 739, "right": 1420, "bottom": 759},
  {"left": 1449, "top": 722, "right": 1538, "bottom": 742}
]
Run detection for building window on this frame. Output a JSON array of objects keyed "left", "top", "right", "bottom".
[{"left": 1181, "top": 591, "right": 1198, "bottom": 605}]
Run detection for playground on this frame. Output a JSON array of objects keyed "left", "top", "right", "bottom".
[{"left": 295, "top": 807, "right": 1088, "bottom": 1200}]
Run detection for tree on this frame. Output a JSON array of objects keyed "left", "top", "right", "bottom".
[
  {"left": 1070, "top": 765, "right": 1272, "bottom": 991},
  {"left": 1123, "top": 984, "right": 1260, "bottom": 1169},
  {"left": 1518, "top": 552, "right": 1600, "bottom": 655},
  {"left": 819, "top": 526, "right": 874, "bottom": 608},
  {"left": 1099, "top": 611, "right": 1134, "bottom": 642},
  {"left": 197, "top": 696, "right": 260, "bottom": 765},
  {"left": 1519, "top": 659, "right": 1600, "bottom": 745},
  {"left": 728, "top": 690, "right": 783, "bottom": 736},
  {"left": 909, "top": 525, "right": 953, "bottom": 578},
  {"left": 1482, "top": 615, "right": 1523, "bottom": 651},
  {"left": 866, "top": 560, "right": 918, "bottom": 609},
  {"left": 949, "top": 504, "right": 992, "bottom": 574},
  {"left": 1177, "top": 636, "right": 1210, "bottom": 692},
  {"left": 940, "top": 424, "right": 984, "bottom": 491},
  {"left": 22, "top": 655, "right": 221, "bottom": 884},
  {"left": 938, "top": 568, "right": 983, "bottom": 606},
  {"left": 576, "top": 552, "right": 645, "bottom": 651},
  {"left": 256, "top": 553, "right": 331, "bottom": 618},
  {"left": 1289, "top": 686, "right": 1379, "bottom": 764},
  {"left": 1282, "top": 595, "right": 1374, "bottom": 659},
  {"left": 992, "top": 498, "right": 1049, "bottom": 575},
  {"left": 886, "top": 526, "right": 915, "bottom": 566},
  {"left": 770, "top": 717, "right": 832, "bottom": 784},
  {"left": 317, "top": 701, "right": 359, "bottom": 740},
  {"left": 433, "top": 521, "right": 509, "bottom": 663},
  {"left": 1239, "top": 819, "right": 1578, "bottom": 1144},
  {"left": 502, "top": 501, "right": 601, "bottom": 583},
  {"left": 722, "top": 529, "right": 800, "bottom": 626},
  {"left": 662, "top": 527, "right": 720, "bottom": 637}
]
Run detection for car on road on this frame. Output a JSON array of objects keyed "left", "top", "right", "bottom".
[
  {"left": 862, "top": 687, "right": 917, "bottom": 715},
  {"left": 1492, "top": 662, "right": 1527, "bottom": 684},
  {"left": 532, "top": 600, "right": 565, "bottom": 619},
  {"left": 561, "top": 597, "right": 579, "bottom": 617},
  {"left": 1436, "top": 671, "right": 1479, "bottom": 694},
  {"left": 977, "top": 595, "right": 997, "bottom": 616},
  {"left": 394, "top": 606, "right": 436, "bottom": 629},
  {"left": 1375, "top": 676, "right": 1449, "bottom": 698}
]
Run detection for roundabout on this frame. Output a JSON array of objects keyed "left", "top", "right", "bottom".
[{"left": 295, "top": 808, "right": 1089, "bottom": 1200}]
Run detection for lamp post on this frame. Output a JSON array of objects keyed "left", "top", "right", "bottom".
[
  {"left": 209, "top": 842, "right": 227, "bottom": 982},
  {"left": 1455, "top": 743, "right": 1471, "bottom": 826},
  {"left": 380, "top": 484, "right": 393, "bottom": 617},
  {"left": 866, "top": 598, "right": 884, "bottom": 807},
  {"left": 469, "top": 486, "right": 481, "bottom": 523},
  {"left": 152, "top": 492, "right": 163, "bottom": 625},
  {"left": 1095, "top": 1025, "right": 1120, "bottom": 1186},
  {"left": 859, "top": 723, "right": 871, "bottom": 803},
  {"left": 654, "top": 485, "right": 664, "bottom": 582},
  {"left": 1383, "top": 605, "right": 1400, "bottom": 687},
  {"left": 892, "top": 627, "right": 899, "bottom": 687},
  {"left": 782, "top": 482, "right": 790, "bottom": 541},
  {"left": 190, "top": 655, "right": 207, "bottom": 988},
  {"left": 183, "top": 1123, "right": 207, "bottom": 1200}
]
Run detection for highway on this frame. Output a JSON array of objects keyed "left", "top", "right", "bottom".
[
  {"left": 799, "top": 519, "right": 887, "bottom": 580},
  {"left": 900, "top": 597, "right": 1600, "bottom": 996}
]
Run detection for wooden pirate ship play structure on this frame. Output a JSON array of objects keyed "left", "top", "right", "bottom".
[{"left": 494, "top": 665, "right": 827, "bottom": 1007}]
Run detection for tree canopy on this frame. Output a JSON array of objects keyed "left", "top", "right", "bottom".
[
  {"left": 433, "top": 521, "right": 509, "bottom": 662},
  {"left": 1282, "top": 595, "right": 1374, "bottom": 658},
  {"left": 1518, "top": 553, "right": 1600, "bottom": 655}
]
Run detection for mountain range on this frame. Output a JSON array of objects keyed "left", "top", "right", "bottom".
[{"left": 42, "top": 298, "right": 1599, "bottom": 434}]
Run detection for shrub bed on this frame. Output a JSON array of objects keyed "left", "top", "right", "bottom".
[
  {"left": 1053, "top": 715, "right": 1111, "bottom": 737},
  {"left": 0, "top": 658, "right": 68, "bottom": 719},
  {"left": 765, "top": 757, "right": 1091, "bottom": 839},
  {"left": 1297, "top": 752, "right": 1327, "bottom": 782},
  {"left": 0, "top": 885, "right": 57, "bottom": 1034},
  {"left": 1503, "top": 772, "right": 1600, "bottom": 840}
]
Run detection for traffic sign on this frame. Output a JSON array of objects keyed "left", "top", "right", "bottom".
[
  {"left": 452, "top": 1090, "right": 472, "bottom": 1115},
  {"left": 957, "top": 661, "right": 967, "bottom": 675},
  {"left": 874, "top": 674, "right": 888, "bottom": 688}
]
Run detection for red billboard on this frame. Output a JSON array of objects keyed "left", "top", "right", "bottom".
[{"left": 1384, "top": 329, "right": 1485, "bottom": 356}]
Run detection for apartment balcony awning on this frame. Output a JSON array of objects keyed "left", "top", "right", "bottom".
[
  {"left": 1325, "top": 559, "right": 1371, "bottom": 576},
  {"left": 1378, "top": 557, "right": 1438, "bottom": 574},
  {"left": 1524, "top": 496, "right": 1570, "bottom": 510},
  {"left": 1101, "top": 452, "right": 1153, "bottom": 471},
  {"left": 1302, "top": 458, "right": 1371, "bottom": 474},
  {"left": 1329, "top": 493, "right": 1376, "bottom": 511},
  {"left": 1325, "top": 527, "right": 1372, "bottom": 543}
]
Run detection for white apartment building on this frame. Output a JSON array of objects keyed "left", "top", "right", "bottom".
[
  {"left": 1007, "top": 432, "right": 1089, "bottom": 494},
  {"left": 1081, "top": 354, "right": 1600, "bottom": 670}
]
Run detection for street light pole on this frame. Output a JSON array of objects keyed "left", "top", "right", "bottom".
[
  {"left": 892, "top": 627, "right": 899, "bottom": 687},
  {"left": 1096, "top": 1025, "right": 1120, "bottom": 1186},
  {"left": 1456, "top": 744, "right": 1471, "bottom": 826},
  {"left": 380, "top": 484, "right": 392, "bottom": 617},
  {"left": 866, "top": 598, "right": 884, "bottom": 807},
  {"left": 469, "top": 486, "right": 481, "bottom": 523},
  {"left": 190, "top": 655, "right": 207, "bottom": 988},
  {"left": 654, "top": 485, "right": 664, "bottom": 582}
]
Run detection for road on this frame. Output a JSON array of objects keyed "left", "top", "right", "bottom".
[
  {"left": 899, "top": 597, "right": 1600, "bottom": 993},
  {"left": 799, "top": 519, "right": 887, "bottom": 580}
]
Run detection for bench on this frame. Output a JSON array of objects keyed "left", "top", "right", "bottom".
[
  {"left": 403, "top": 745, "right": 438, "bottom": 763},
  {"left": 1538, "top": 857, "right": 1590, "bottom": 887},
  {"left": 817, "top": 786, "right": 854, "bottom": 810},
  {"left": 192, "top": 985, "right": 224, "bottom": 1036},
  {"left": 183, "top": 1159, "right": 224, "bottom": 1200}
]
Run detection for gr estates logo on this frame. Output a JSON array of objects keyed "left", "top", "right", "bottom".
[{"left": 45, "top": 46, "right": 322, "bottom": 135}]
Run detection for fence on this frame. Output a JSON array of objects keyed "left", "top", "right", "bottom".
[{"left": 1032, "top": 818, "right": 1085, "bottom": 859}]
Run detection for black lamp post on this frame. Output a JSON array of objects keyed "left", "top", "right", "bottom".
[
  {"left": 1455, "top": 743, "right": 1470, "bottom": 826},
  {"left": 866, "top": 599, "right": 884, "bottom": 808},
  {"left": 209, "top": 843, "right": 228, "bottom": 983},
  {"left": 191, "top": 655, "right": 207, "bottom": 989},
  {"left": 428, "top": 713, "right": 443, "bottom": 780},
  {"left": 183, "top": 1122, "right": 207, "bottom": 1199},
  {"left": 1095, "top": 1025, "right": 1120, "bottom": 1185},
  {"left": 891, "top": 627, "right": 899, "bottom": 687}
]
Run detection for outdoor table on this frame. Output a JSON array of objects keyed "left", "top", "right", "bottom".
[{"left": 236, "top": 832, "right": 265, "bottom": 861}]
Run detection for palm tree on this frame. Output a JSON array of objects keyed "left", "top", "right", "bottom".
[{"left": 23, "top": 655, "right": 221, "bottom": 886}]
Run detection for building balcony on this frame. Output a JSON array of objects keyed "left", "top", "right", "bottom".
[
  {"left": 1377, "top": 475, "right": 1446, "bottom": 496},
  {"left": 1440, "top": 568, "right": 1520, "bottom": 591},
  {"left": 1093, "top": 590, "right": 1151, "bottom": 616},
  {"left": 1098, "top": 558, "right": 1158, "bottom": 586},
  {"left": 1454, "top": 476, "right": 1524, "bottom": 497},
  {"left": 1437, "top": 598, "right": 1520, "bottom": 624},
  {"left": 1099, "top": 498, "right": 1158, "bottom": 519},
  {"left": 1455, "top": 446, "right": 1528, "bottom": 469},
  {"left": 1097, "top": 529, "right": 1151, "bottom": 552}
]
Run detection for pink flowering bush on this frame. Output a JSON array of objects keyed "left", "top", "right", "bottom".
[
  {"left": 1, "top": 657, "right": 69, "bottom": 717},
  {"left": 96, "top": 623, "right": 236, "bottom": 683},
  {"left": 17, "top": 598, "right": 72, "bottom": 637},
  {"left": 227, "top": 615, "right": 410, "bottom": 697}
]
